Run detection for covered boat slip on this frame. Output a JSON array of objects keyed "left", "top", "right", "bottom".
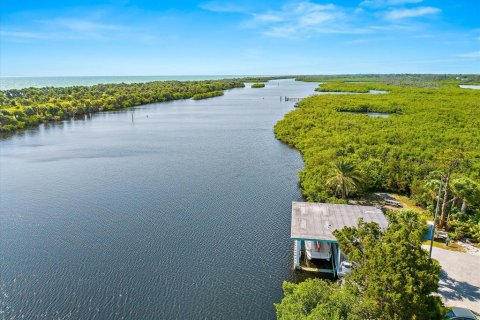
[
  {"left": 305, "top": 241, "right": 331, "bottom": 260},
  {"left": 291, "top": 202, "right": 388, "bottom": 276},
  {"left": 293, "top": 240, "right": 340, "bottom": 274}
]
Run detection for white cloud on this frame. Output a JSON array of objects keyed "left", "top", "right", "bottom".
[
  {"left": 455, "top": 51, "right": 480, "bottom": 59},
  {"left": 243, "top": 1, "right": 350, "bottom": 38},
  {"left": 0, "top": 31, "right": 46, "bottom": 39},
  {"left": 204, "top": 0, "right": 442, "bottom": 39},
  {"left": 384, "top": 6, "right": 440, "bottom": 19},
  {"left": 253, "top": 13, "right": 285, "bottom": 23},
  {"left": 40, "top": 18, "right": 125, "bottom": 34},
  {"left": 1, "top": 14, "right": 152, "bottom": 43},
  {"left": 263, "top": 25, "right": 299, "bottom": 38},
  {"left": 299, "top": 10, "right": 335, "bottom": 26},
  {"left": 345, "top": 37, "right": 380, "bottom": 44}
]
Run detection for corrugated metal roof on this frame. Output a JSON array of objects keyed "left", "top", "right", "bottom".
[{"left": 291, "top": 202, "right": 388, "bottom": 241}]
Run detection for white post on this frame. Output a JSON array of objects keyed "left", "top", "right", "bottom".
[
  {"left": 293, "top": 240, "right": 301, "bottom": 269},
  {"left": 337, "top": 246, "right": 341, "bottom": 273},
  {"left": 331, "top": 243, "right": 337, "bottom": 277},
  {"left": 430, "top": 177, "right": 443, "bottom": 258}
]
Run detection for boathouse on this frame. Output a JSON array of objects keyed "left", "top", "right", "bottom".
[{"left": 291, "top": 202, "right": 388, "bottom": 276}]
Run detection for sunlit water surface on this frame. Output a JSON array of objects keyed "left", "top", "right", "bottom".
[
  {"left": 0, "top": 79, "right": 319, "bottom": 319},
  {"left": 459, "top": 84, "right": 480, "bottom": 90}
]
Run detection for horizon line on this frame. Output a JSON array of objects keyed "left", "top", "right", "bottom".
[{"left": 1, "top": 73, "right": 479, "bottom": 79}]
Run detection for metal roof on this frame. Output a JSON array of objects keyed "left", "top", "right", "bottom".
[
  {"left": 291, "top": 202, "right": 388, "bottom": 241},
  {"left": 451, "top": 307, "right": 479, "bottom": 318}
]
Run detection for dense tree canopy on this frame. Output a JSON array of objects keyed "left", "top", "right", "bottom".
[
  {"left": 275, "top": 211, "right": 443, "bottom": 320},
  {"left": 192, "top": 90, "right": 224, "bottom": 100},
  {"left": 0, "top": 79, "right": 245, "bottom": 132},
  {"left": 275, "top": 279, "right": 360, "bottom": 320},
  {"left": 275, "top": 77, "right": 480, "bottom": 241}
]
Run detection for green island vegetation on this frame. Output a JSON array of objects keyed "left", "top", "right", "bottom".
[
  {"left": 236, "top": 76, "right": 293, "bottom": 82},
  {"left": 0, "top": 79, "right": 245, "bottom": 133},
  {"left": 315, "top": 82, "right": 390, "bottom": 93},
  {"left": 192, "top": 90, "right": 224, "bottom": 100},
  {"left": 276, "top": 210, "right": 444, "bottom": 320},
  {"left": 275, "top": 75, "right": 480, "bottom": 243},
  {"left": 296, "top": 74, "right": 480, "bottom": 86},
  {"left": 251, "top": 83, "right": 266, "bottom": 88}
]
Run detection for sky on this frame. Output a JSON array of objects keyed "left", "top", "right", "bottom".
[{"left": 1, "top": 0, "right": 479, "bottom": 76}]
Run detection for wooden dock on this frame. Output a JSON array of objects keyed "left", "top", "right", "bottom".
[{"left": 280, "top": 96, "right": 301, "bottom": 102}]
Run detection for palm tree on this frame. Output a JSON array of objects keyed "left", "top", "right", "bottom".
[
  {"left": 326, "top": 160, "right": 362, "bottom": 199},
  {"left": 451, "top": 177, "right": 480, "bottom": 213},
  {"left": 438, "top": 150, "right": 464, "bottom": 228}
]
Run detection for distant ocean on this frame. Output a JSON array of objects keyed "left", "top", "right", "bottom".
[{"left": 0, "top": 75, "right": 255, "bottom": 90}]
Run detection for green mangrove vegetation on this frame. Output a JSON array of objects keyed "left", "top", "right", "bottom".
[
  {"left": 0, "top": 79, "right": 245, "bottom": 132},
  {"left": 192, "top": 90, "right": 224, "bottom": 100},
  {"left": 295, "top": 74, "right": 480, "bottom": 86},
  {"left": 251, "top": 83, "right": 266, "bottom": 88},
  {"left": 236, "top": 76, "right": 292, "bottom": 82},
  {"left": 315, "top": 82, "right": 390, "bottom": 93},
  {"left": 275, "top": 77, "right": 480, "bottom": 242}
]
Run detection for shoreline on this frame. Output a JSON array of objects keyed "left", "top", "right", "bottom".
[{"left": 0, "top": 79, "right": 246, "bottom": 134}]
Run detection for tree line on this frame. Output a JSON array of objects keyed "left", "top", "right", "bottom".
[
  {"left": 192, "top": 90, "right": 224, "bottom": 100},
  {"left": 0, "top": 79, "right": 245, "bottom": 133}
]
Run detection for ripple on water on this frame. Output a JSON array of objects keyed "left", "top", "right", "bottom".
[{"left": 0, "top": 79, "right": 318, "bottom": 320}]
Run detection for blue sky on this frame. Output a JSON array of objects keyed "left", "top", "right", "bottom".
[{"left": 1, "top": 0, "right": 479, "bottom": 76}]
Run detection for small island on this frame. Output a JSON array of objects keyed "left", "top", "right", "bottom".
[
  {"left": 192, "top": 90, "right": 224, "bottom": 100},
  {"left": 251, "top": 83, "right": 266, "bottom": 88}
]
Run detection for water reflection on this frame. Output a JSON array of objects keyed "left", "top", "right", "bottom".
[
  {"left": 339, "top": 111, "right": 391, "bottom": 118},
  {"left": 459, "top": 85, "right": 480, "bottom": 90}
]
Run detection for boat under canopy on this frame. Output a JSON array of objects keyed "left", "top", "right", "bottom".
[{"left": 305, "top": 241, "right": 332, "bottom": 260}]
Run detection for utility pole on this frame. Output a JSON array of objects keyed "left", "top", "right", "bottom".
[{"left": 430, "top": 177, "right": 443, "bottom": 258}]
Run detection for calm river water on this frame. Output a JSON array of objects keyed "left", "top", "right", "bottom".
[{"left": 0, "top": 79, "right": 319, "bottom": 319}]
